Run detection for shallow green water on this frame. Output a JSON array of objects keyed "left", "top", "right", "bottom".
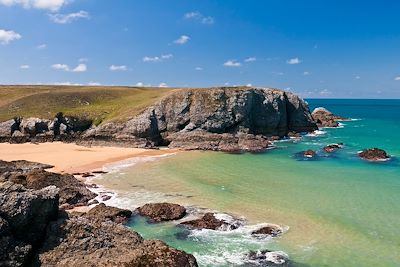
[{"left": 96, "top": 99, "right": 400, "bottom": 266}]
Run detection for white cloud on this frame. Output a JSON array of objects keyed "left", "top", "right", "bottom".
[
  {"left": 158, "top": 82, "right": 168, "bottom": 88},
  {"left": 303, "top": 71, "right": 310, "bottom": 75},
  {"left": 287, "top": 57, "right": 301, "bottom": 65},
  {"left": 174, "top": 35, "right": 190, "bottom": 45},
  {"left": 51, "top": 63, "right": 69, "bottom": 71},
  {"left": 109, "top": 65, "right": 127, "bottom": 71},
  {"left": 244, "top": 57, "right": 256, "bottom": 62},
  {"left": 72, "top": 63, "right": 87, "bottom": 72},
  {"left": 355, "top": 75, "right": 361, "bottom": 80},
  {"left": 0, "top": 0, "right": 69, "bottom": 11},
  {"left": 36, "top": 43, "right": 47, "bottom": 49},
  {"left": 246, "top": 83, "right": 252, "bottom": 87},
  {"left": 53, "top": 82, "right": 83, "bottom": 86},
  {"left": 195, "top": 67, "right": 203, "bottom": 71},
  {"left": 136, "top": 82, "right": 144, "bottom": 87},
  {"left": 20, "top": 65, "right": 30, "bottom": 69},
  {"left": 88, "top": 82, "right": 101, "bottom": 86},
  {"left": 223, "top": 60, "right": 241, "bottom": 67},
  {"left": 143, "top": 54, "right": 173, "bottom": 62},
  {"left": 49, "top": 11, "right": 89, "bottom": 24},
  {"left": 394, "top": 76, "right": 400, "bottom": 81},
  {"left": 0, "top": 29, "right": 21, "bottom": 45},
  {"left": 319, "top": 89, "right": 332, "bottom": 96},
  {"left": 184, "top": 11, "right": 214, "bottom": 24}
]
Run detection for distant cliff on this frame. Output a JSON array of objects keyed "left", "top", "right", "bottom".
[
  {"left": 83, "top": 87, "right": 318, "bottom": 151},
  {"left": 0, "top": 87, "right": 317, "bottom": 152}
]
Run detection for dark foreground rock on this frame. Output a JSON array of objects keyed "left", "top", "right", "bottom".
[
  {"left": 137, "top": 203, "right": 187, "bottom": 223},
  {"left": 312, "top": 107, "right": 347, "bottom": 128},
  {"left": 251, "top": 225, "right": 283, "bottom": 237},
  {"left": 323, "top": 143, "right": 344, "bottom": 153},
  {"left": 0, "top": 160, "right": 96, "bottom": 208},
  {"left": 0, "top": 182, "right": 198, "bottom": 267},
  {"left": 245, "top": 250, "right": 289, "bottom": 267},
  {"left": 180, "top": 213, "right": 239, "bottom": 231},
  {"left": 358, "top": 148, "right": 390, "bottom": 161}
]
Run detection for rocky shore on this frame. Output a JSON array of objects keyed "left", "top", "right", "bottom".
[
  {"left": 0, "top": 160, "right": 198, "bottom": 267},
  {"left": 0, "top": 87, "right": 318, "bottom": 152}
]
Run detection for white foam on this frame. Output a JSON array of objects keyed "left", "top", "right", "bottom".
[{"left": 306, "top": 130, "right": 326, "bottom": 137}]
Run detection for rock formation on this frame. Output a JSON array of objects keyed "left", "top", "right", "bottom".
[
  {"left": 251, "top": 225, "right": 283, "bottom": 237},
  {"left": 311, "top": 107, "right": 347, "bottom": 128},
  {"left": 180, "top": 213, "right": 240, "bottom": 231},
  {"left": 0, "top": 160, "right": 96, "bottom": 208},
  {"left": 0, "top": 169, "right": 198, "bottom": 267},
  {"left": 323, "top": 143, "right": 344, "bottom": 153},
  {"left": 83, "top": 88, "right": 318, "bottom": 152},
  {"left": 358, "top": 148, "right": 390, "bottom": 161},
  {"left": 136, "top": 203, "right": 187, "bottom": 223}
]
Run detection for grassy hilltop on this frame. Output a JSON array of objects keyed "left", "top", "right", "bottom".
[{"left": 0, "top": 85, "right": 173, "bottom": 125}]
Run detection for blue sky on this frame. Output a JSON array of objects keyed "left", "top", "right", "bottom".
[{"left": 1, "top": 0, "right": 400, "bottom": 98}]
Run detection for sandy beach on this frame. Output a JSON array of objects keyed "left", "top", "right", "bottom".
[{"left": 0, "top": 142, "right": 177, "bottom": 173}]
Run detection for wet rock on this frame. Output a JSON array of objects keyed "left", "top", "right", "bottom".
[
  {"left": 303, "top": 150, "right": 317, "bottom": 158},
  {"left": 323, "top": 143, "right": 344, "bottom": 153},
  {"left": 312, "top": 107, "right": 347, "bottom": 128},
  {"left": 83, "top": 203, "right": 132, "bottom": 224},
  {"left": 137, "top": 203, "right": 186, "bottom": 223},
  {"left": 245, "top": 250, "right": 289, "bottom": 267},
  {"left": 358, "top": 148, "right": 390, "bottom": 161},
  {"left": 100, "top": 195, "right": 112, "bottom": 201},
  {"left": 251, "top": 225, "right": 283, "bottom": 237},
  {"left": 81, "top": 172, "right": 94, "bottom": 177},
  {"left": 180, "top": 213, "right": 239, "bottom": 230}
]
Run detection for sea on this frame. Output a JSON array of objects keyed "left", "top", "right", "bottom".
[{"left": 92, "top": 99, "right": 400, "bottom": 267}]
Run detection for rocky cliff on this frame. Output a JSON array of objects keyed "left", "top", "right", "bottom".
[{"left": 0, "top": 87, "right": 318, "bottom": 152}]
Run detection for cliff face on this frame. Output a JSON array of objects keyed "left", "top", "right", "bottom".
[
  {"left": 0, "top": 87, "right": 317, "bottom": 152},
  {"left": 83, "top": 87, "right": 317, "bottom": 151}
]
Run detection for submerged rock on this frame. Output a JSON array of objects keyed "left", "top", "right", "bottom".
[
  {"left": 323, "top": 143, "right": 344, "bottom": 153},
  {"left": 180, "top": 213, "right": 239, "bottom": 231},
  {"left": 251, "top": 225, "right": 283, "bottom": 237},
  {"left": 312, "top": 107, "right": 347, "bottom": 128},
  {"left": 245, "top": 250, "right": 289, "bottom": 267},
  {"left": 358, "top": 148, "right": 390, "bottom": 161},
  {"left": 136, "top": 203, "right": 186, "bottom": 223}
]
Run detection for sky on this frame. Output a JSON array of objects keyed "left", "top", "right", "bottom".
[{"left": 1, "top": 0, "right": 400, "bottom": 98}]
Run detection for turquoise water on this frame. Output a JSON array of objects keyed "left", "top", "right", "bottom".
[{"left": 96, "top": 99, "right": 400, "bottom": 266}]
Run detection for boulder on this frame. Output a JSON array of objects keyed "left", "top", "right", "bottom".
[
  {"left": 245, "top": 250, "right": 289, "bottom": 267},
  {"left": 251, "top": 225, "right": 283, "bottom": 237},
  {"left": 83, "top": 203, "right": 132, "bottom": 224},
  {"left": 136, "top": 203, "right": 186, "bottom": 223},
  {"left": 323, "top": 143, "right": 344, "bottom": 153},
  {"left": 358, "top": 148, "right": 390, "bottom": 161},
  {"left": 312, "top": 107, "right": 346, "bottom": 128},
  {"left": 180, "top": 213, "right": 239, "bottom": 231}
]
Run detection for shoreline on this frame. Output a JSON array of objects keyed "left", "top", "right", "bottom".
[{"left": 0, "top": 142, "right": 179, "bottom": 174}]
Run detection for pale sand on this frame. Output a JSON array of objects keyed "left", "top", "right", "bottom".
[{"left": 0, "top": 142, "right": 177, "bottom": 173}]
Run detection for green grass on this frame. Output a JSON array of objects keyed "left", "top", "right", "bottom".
[{"left": 0, "top": 85, "right": 174, "bottom": 124}]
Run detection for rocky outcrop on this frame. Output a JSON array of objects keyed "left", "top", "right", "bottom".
[
  {"left": 358, "top": 148, "right": 390, "bottom": 161},
  {"left": 303, "top": 150, "right": 317, "bottom": 158},
  {"left": 323, "top": 143, "right": 344, "bottom": 153},
  {"left": 312, "top": 107, "right": 347, "bottom": 128},
  {"left": 83, "top": 203, "right": 132, "bottom": 224},
  {"left": 180, "top": 213, "right": 240, "bottom": 231},
  {"left": 136, "top": 203, "right": 187, "bottom": 223},
  {"left": 0, "top": 181, "right": 198, "bottom": 267},
  {"left": 245, "top": 250, "right": 289, "bottom": 267},
  {"left": 0, "top": 182, "right": 59, "bottom": 267},
  {"left": 0, "top": 113, "right": 92, "bottom": 143},
  {"left": 83, "top": 87, "right": 317, "bottom": 152},
  {"left": 0, "top": 160, "right": 96, "bottom": 208},
  {"left": 251, "top": 225, "right": 283, "bottom": 237}
]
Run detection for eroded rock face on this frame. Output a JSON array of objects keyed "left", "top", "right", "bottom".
[
  {"left": 358, "top": 148, "right": 390, "bottom": 161},
  {"left": 180, "top": 213, "right": 239, "bottom": 231},
  {"left": 0, "top": 182, "right": 59, "bottom": 267},
  {"left": 137, "top": 203, "right": 186, "bottom": 223},
  {"left": 312, "top": 107, "right": 347, "bottom": 128},
  {"left": 83, "top": 88, "right": 317, "bottom": 151}
]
